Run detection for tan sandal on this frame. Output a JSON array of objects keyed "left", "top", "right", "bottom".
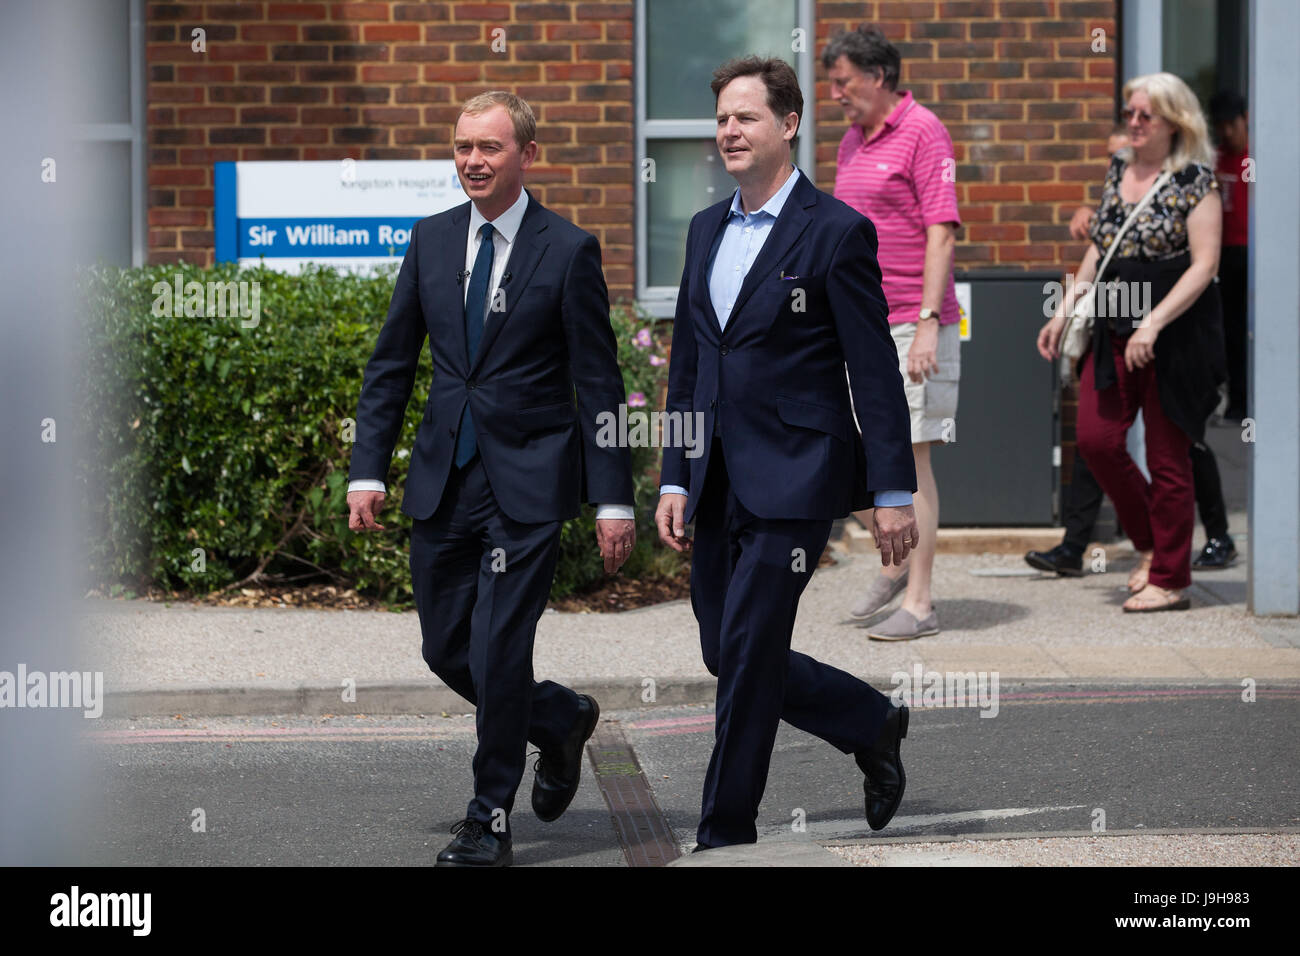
[
  {"left": 1128, "top": 552, "right": 1154, "bottom": 594},
  {"left": 1123, "top": 584, "right": 1190, "bottom": 613}
]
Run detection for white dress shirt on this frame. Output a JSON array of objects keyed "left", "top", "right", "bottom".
[{"left": 349, "top": 188, "right": 632, "bottom": 520}]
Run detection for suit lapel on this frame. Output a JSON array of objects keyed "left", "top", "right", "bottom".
[
  {"left": 724, "top": 175, "right": 815, "bottom": 332},
  {"left": 471, "top": 190, "right": 548, "bottom": 376},
  {"left": 438, "top": 202, "right": 472, "bottom": 375},
  {"left": 695, "top": 199, "right": 733, "bottom": 339}
]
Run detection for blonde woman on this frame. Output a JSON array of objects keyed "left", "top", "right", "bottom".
[{"left": 1037, "top": 73, "right": 1226, "bottom": 612}]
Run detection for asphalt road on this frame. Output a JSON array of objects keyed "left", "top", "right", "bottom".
[{"left": 84, "top": 681, "right": 1300, "bottom": 866}]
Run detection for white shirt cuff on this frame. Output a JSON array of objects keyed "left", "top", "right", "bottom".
[
  {"left": 595, "top": 504, "right": 634, "bottom": 520},
  {"left": 348, "top": 479, "right": 387, "bottom": 494},
  {"left": 659, "top": 485, "right": 689, "bottom": 498}
]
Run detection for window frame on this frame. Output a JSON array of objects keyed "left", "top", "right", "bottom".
[
  {"left": 634, "top": 0, "right": 815, "bottom": 316},
  {"left": 75, "top": 0, "right": 146, "bottom": 266}
]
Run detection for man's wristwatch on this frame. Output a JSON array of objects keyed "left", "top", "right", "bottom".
[{"left": 918, "top": 308, "right": 939, "bottom": 322}]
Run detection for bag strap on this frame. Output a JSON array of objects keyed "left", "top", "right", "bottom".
[{"left": 1092, "top": 168, "right": 1173, "bottom": 285}]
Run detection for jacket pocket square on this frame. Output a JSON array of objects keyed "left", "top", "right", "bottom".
[{"left": 779, "top": 271, "right": 800, "bottom": 280}]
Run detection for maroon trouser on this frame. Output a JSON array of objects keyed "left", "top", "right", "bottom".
[{"left": 1076, "top": 334, "right": 1194, "bottom": 590}]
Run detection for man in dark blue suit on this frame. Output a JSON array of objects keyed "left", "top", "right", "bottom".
[
  {"left": 655, "top": 57, "right": 919, "bottom": 849},
  {"left": 347, "top": 92, "right": 635, "bottom": 867}
]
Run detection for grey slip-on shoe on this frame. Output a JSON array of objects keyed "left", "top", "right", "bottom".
[
  {"left": 863, "top": 606, "right": 939, "bottom": 641},
  {"left": 849, "top": 570, "right": 909, "bottom": 620}
]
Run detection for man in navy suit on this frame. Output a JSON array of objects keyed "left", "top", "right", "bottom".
[
  {"left": 347, "top": 92, "right": 635, "bottom": 867},
  {"left": 655, "top": 57, "right": 919, "bottom": 849}
]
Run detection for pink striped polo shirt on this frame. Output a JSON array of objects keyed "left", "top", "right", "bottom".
[{"left": 833, "top": 90, "right": 962, "bottom": 325}]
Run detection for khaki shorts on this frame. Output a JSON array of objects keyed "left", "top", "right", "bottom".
[{"left": 890, "top": 321, "right": 960, "bottom": 444}]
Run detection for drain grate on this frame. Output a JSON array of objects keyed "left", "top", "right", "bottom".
[{"left": 587, "top": 721, "right": 682, "bottom": 867}]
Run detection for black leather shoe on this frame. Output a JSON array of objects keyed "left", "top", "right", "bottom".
[
  {"left": 435, "top": 818, "right": 512, "bottom": 867},
  {"left": 531, "top": 694, "right": 600, "bottom": 822},
  {"left": 1192, "top": 537, "right": 1238, "bottom": 569},
  {"left": 1025, "top": 543, "right": 1084, "bottom": 576},
  {"left": 856, "top": 703, "right": 908, "bottom": 831}
]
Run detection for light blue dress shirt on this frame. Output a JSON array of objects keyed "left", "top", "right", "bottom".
[{"left": 660, "top": 166, "right": 912, "bottom": 509}]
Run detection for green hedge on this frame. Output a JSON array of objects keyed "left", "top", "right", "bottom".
[{"left": 79, "top": 261, "right": 681, "bottom": 609}]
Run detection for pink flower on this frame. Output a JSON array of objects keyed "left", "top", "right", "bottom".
[
  {"left": 627, "top": 391, "right": 647, "bottom": 407},
  {"left": 632, "top": 329, "right": 653, "bottom": 349},
  {"left": 649, "top": 354, "right": 666, "bottom": 366}
]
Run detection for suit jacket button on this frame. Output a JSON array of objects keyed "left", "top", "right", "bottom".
[
  {"left": 719, "top": 346, "right": 730, "bottom": 356},
  {"left": 466, "top": 380, "right": 477, "bottom": 389}
]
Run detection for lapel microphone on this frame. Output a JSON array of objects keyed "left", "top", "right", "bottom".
[
  {"left": 500, "top": 272, "right": 512, "bottom": 285},
  {"left": 456, "top": 270, "right": 471, "bottom": 285}
]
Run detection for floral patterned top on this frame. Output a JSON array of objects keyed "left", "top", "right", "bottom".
[{"left": 1089, "top": 155, "right": 1219, "bottom": 262}]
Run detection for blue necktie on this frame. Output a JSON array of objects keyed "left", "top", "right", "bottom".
[{"left": 455, "top": 222, "right": 495, "bottom": 468}]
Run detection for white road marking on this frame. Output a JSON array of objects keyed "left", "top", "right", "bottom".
[{"left": 759, "top": 805, "right": 1088, "bottom": 842}]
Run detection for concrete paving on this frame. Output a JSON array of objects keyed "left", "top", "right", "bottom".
[
  {"left": 83, "top": 420, "right": 1295, "bottom": 718},
  {"left": 669, "top": 842, "right": 850, "bottom": 867},
  {"left": 84, "top": 508, "right": 1297, "bottom": 718},
  {"left": 829, "top": 833, "right": 1300, "bottom": 867}
]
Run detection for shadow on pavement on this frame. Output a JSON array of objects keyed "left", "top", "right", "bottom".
[{"left": 929, "top": 598, "right": 1032, "bottom": 630}]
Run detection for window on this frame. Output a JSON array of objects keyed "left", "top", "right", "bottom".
[
  {"left": 1162, "top": 0, "right": 1249, "bottom": 107},
  {"left": 636, "top": 0, "right": 814, "bottom": 314},
  {"left": 73, "top": 0, "right": 146, "bottom": 266},
  {"left": 1122, "top": 0, "right": 1249, "bottom": 111}
]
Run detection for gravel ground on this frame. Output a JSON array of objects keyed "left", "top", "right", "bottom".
[{"left": 828, "top": 833, "right": 1300, "bottom": 866}]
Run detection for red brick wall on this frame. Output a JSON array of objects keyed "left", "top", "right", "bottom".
[
  {"left": 145, "top": 1, "right": 636, "bottom": 296},
  {"left": 814, "top": 0, "right": 1118, "bottom": 272},
  {"left": 148, "top": 1, "right": 1119, "bottom": 297}
]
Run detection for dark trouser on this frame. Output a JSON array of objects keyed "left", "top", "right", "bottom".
[
  {"left": 1190, "top": 440, "right": 1229, "bottom": 541},
  {"left": 1077, "top": 336, "right": 1194, "bottom": 590},
  {"left": 690, "top": 439, "right": 892, "bottom": 847},
  {"left": 1062, "top": 451, "right": 1106, "bottom": 553},
  {"left": 409, "top": 455, "right": 579, "bottom": 833},
  {"left": 1219, "top": 245, "right": 1248, "bottom": 415}
]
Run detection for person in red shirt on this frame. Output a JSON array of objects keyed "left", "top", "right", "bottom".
[{"left": 1210, "top": 90, "right": 1249, "bottom": 424}]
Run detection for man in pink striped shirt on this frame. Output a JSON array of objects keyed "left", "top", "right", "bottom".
[{"left": 823, "top": 26, "right": 961, "bottom": 641}]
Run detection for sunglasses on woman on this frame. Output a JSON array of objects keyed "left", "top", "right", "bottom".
[{"left": 1120, "top": 107, "right": 1158, "bottom": 125}]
